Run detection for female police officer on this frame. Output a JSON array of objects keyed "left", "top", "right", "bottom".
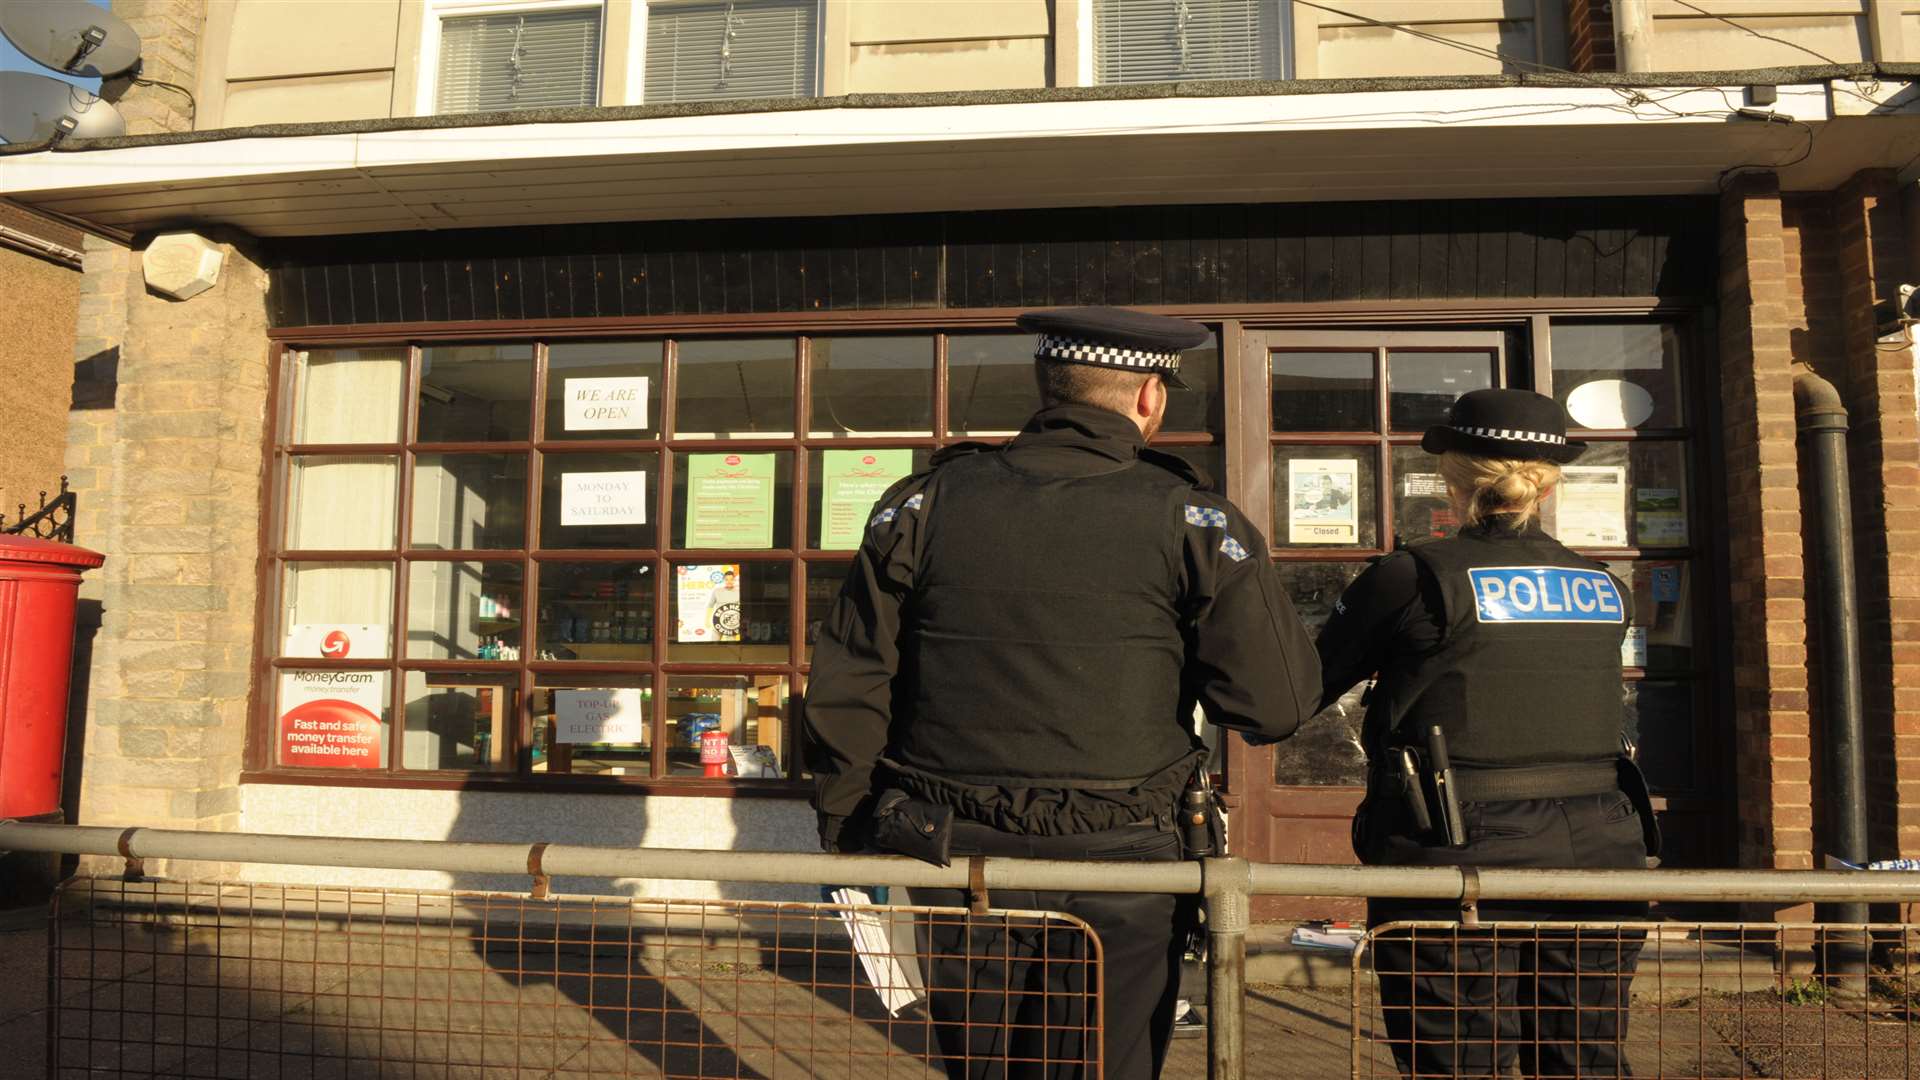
[{"left": 1315, "top": 388, "right": 1659, "bottom": 1079}]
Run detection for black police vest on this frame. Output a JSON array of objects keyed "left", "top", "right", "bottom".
[
  {"left": 889, "top": 451, "right": 1197, "bottom": 784},
  {"left": 1372, "top": 530, "right": 1628, "bottom": 768}
]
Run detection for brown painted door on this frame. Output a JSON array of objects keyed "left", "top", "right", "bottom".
[{"left": 1220, "top": 320, "right": 1725, "bottom": 918}]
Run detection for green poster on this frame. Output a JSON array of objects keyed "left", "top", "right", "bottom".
[
  {"left": 819, "top": 449, "right": 913, "bottom": 550},
  {"left": 684, "top": 453, "right": 776, "bottom": 549}
]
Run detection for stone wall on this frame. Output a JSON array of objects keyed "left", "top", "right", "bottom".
[{"left": 66, "top": 233, "right": 271, "bottom": 877}]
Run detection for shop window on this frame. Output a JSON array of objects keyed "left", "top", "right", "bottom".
[
  {"left": 643, "top": 0, "right": 820, "bottom": 104},
  {"left": 262, "top": 325, "right": 1224, "bottom": 789},
  {"left": 1094, "top": 0, "right": 1287, "bottom": 85},
  {"left": 1260, "top": 322, "right": 1706, "bottom": 799},
  {"left": 431, "top": 3, "right": 603, "bottom": 115}
]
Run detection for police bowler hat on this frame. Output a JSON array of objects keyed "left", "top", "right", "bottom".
[
  {"left": 1421, "top": 388, "right": 1585, "bottom": 464},
  {"left": 1015, "top": 306, "right": 1208, "bottom": 390}
]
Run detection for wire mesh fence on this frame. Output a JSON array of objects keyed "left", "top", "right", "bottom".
[
  {"left": 47, "top": 877, "right": 1103, "bottom": 1080},
  {"left": 1352, "top": 921, "right": 1920, "bottom": 1080}
]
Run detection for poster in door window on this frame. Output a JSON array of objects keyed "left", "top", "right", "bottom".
[
  {"left": 1634, "top": 487, "right": 1688, "bottom": 547},
  {"left": 277, "top": 670, "right": 386, "bottom": 769},
  {"left": 1556, "top": 466, "right": 1629, "bottom": 547},
  {"left": 684, "top": 453, "right": 775, "bottom": 548},
  {"left": 562, "top": 376, "right": 649, "bottom": 431},
  {"left": 819, "top": 449, "right": 913, "bottom": 550},
  {"left": 1288, "top": 458, "right": 1359, "bottom": 544},
  {"left": 676, "top": 564, "right": 742, "bottom": 643}
]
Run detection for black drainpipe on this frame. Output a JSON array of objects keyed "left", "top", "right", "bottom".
[{"left": 1794, "top": 369, "right": 1870, "bottom": 933}]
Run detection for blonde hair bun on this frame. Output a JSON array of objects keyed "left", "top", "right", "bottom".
[{"left": 1437, "top": 451, "right": 1562, "bottom": 526}]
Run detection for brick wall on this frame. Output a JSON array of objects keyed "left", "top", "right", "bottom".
[
  {"left": 1831, "top": 171, "right": 1920, "bottom": 861},
  {"left": 1568, "top": 0, "right": 1618, "bottom": 73},
  {"left": 109, "top": 0, "right": 201, "bottom": 135},
  {"left": 1717, "top": 174, "right": 1813, "bottom": 893}
]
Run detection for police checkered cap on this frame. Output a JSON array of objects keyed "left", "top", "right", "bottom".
[
  {"left": 1448, "top": 425, "right": 1566, "bottom": 447},
  {"left": 1034, "top": 333, "right": 1182, "bottom": 377}
]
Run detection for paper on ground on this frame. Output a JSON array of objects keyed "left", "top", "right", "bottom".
[{"left": 830, "top": 887, "right": 928, "bottom": 1016}]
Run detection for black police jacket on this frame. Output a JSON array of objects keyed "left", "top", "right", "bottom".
[
  {"left": 1318, "top": 518, "right": 1632, "bottom": 768},
  {"left": 805, "top": 404, "right": 1321, "bottom": 849}
]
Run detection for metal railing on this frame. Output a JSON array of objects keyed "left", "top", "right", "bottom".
[
  {"left": 10, "top": 821, "right": 1920, "bottom": 1079},
  {"left": 0, "top": 476, "right": 75, "bottom": 542}
]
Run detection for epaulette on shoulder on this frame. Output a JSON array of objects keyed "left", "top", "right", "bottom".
[
  {"left": 930, "top": 441, "right": 995, "bottom": 468},
  {"left": 1138, "top": 447, "right": 1205, "bottom": 488}
]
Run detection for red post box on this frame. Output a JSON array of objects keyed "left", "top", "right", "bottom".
[{"left": 0, "top": 536, "right": 104, "bottom": 823}]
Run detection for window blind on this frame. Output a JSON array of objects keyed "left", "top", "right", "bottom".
[
  {"left": 1094, "top": 0, "right": 1277, "bottom": 84},
  {"left": 644, "top": 0, "right": 818, "bottom": 104},
  {"left": 436, "top": 7, "right": 602, "bottom": 114}
]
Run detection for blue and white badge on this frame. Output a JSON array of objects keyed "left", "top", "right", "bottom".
[{"left": 1469, "top": 566, "right": 1625, "bottom": 624}]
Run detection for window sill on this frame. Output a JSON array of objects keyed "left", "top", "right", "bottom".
[{"left": 240, "top": 769, "right": 813, "bottom": 799}]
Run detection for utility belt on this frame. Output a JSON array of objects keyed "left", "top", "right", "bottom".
[
  {"left": 867, "top": 753, "right": 1221, "bottom": 867},
  {"left": 1372, "top": 726, "right": 1660, "bottom": 857}
]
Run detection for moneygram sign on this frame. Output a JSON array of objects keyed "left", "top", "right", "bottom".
[{"left": 278, "top": 670, "right": 385, "bottom": 768}]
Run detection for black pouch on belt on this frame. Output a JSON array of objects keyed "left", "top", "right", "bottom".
[
  {"left": 868, "top": 789, "right": 955, "bottom": 868},
  {"left": 1616, "top": 756, "right": 1664, "bottom": 860}
]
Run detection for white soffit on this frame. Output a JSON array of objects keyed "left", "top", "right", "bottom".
[{"left": 4, "top": 82, "right": 1918, "bottom": 237}]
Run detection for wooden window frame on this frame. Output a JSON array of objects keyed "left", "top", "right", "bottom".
[{"left": 247, "top": 317, "right": 1224, "bottom": 796}]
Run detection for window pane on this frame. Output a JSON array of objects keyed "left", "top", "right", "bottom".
[
  {"left": 668, "top": 561, "right": 790, "bottom": 662},
  {"left": 1626, "top": 680, "right": 1694, "bottom": 792},
  {"left": 1095, "top": 0, "right": 1276, "bottom": 83},
  {"left": 808, "top": 336, "right": 933, "bottom": 437},
  {"left": 666, "top": 675, "right": 789, "bottom": 778},
  {"left": 293, "top": 348, "right": 404, "bottom": 444},
  {"left": 1272, "top": 351, "right": 1374, "bottom": 432},
  {"left": 1272, "top": 446, "right": 1377, "bottom": 549},
  {"left": 275, "top": 670, "right": 389, "bottom": 769},
  {"left": 803, "top": 560, "right": 851, "bottom": 663},
  {"left": 537, "top": 562, "right": 653, "bottom": 662},
  {"left": 418, "top": 344, "right": 534, "bottom": 442},
  {"left": 406, "top": 561, "right": 524, "bottom": 660},
  {"left": 1161, "top": 337, "right": 1223, "bottom": 434},
  {"left": 674, "top": 339, "right": 795, "bottom": 438},
  {"left": 947, "top": 333, "right": 1036, "bottom": 435},
  {"left": 1604, "top": 560, "right": 1694, "bottom": 674},
  {"left": 1387, "top": 349, "right": 1494, "bottom": 432},
  {"left": 1545, "top": 441, "right": 1690, "bottom": 550},
  {"left": 644, "top": 0, "right": 818, "bottom": 104},
  {"left": 545, "top": 341, "right": 662, "bottom": 440},
  {"left": 534, "top": 675, "right": 652, "bottom": 776},
  {"left": 402, "top": 672, "right": 515, "bottom": 772},
  {"left": 1271, "top": 562, "right": 1368, "bottom": 787},
  {"left": 287, "top": 456, "right": 397, "bottom": 550},
  {"left": 672, "top": 452, "right": 792, "bottom": 550},
  {"left": 436, "top": 8, "right": 601, "bottom": 114},
  {"left": 1390, "top": 445, "right": 1454, "bottom": 546},
  {"left": 540, "top": 451, "right": 658, "bottom": 550},
  {"left": 807, "top": 448, "right": 930, "bottom": 550},
  {"left": 1552, "top": 322, "right": 1685, "bottom": 430},
  {"left": 412, "top": 453, "right": 528, "bottom": 550},
  {"left": 281, "top": 562, "right": 393, "bottom": 659}
]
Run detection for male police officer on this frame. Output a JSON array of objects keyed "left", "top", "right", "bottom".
[{"left": 805, "top": 307, "right": 1321, "bottom": 1080}]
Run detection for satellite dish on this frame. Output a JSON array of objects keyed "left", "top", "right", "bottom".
[
  {"left": 0, "top": 72, "right": 126, "bottom": 144},
  {"left": 0, "top": 0, "right": 143, "bottom": 77}
]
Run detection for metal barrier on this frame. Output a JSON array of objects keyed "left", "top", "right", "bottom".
[
  {"left": 12, "top": 821, "right": 1920, "bottom": 1079},
  {"left": 1352, "top": 921, "right": 1920, "bottom": 1080},
  {"left": 48, "top": 877, "right": 1100, "bottom": 1079}
]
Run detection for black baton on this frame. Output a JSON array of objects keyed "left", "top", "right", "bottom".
[
  {"left": 1427, "top": 725, "right": 1467, "bottom": 847},
  {"left": 1394, "top": 748, "right": 1433, "bottom": 834}
]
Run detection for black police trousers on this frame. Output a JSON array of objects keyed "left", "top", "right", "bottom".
[
  {"left": 907, "top": 819, "right": 1195, "bottom": 1080},
  {"left": 1361, "top": 791, "right": 1651, "bottom": 1079}
]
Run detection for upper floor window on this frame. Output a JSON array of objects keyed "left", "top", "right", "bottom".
[
  {"left": 1094, "top": 0, "right": 1286, "bottom": 84},
  {"left": 432, "top": 2, "right": 603, "bottom": 115},
  {"left": 644, "top": 0, "right": 820, "bottom": 103}
]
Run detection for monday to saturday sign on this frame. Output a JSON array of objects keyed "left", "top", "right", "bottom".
[{"left": 1469, "top": 566, "right": 1624, "bottom": 624}]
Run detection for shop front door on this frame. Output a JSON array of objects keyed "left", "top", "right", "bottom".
[{"left": 1222, "top": 321, "right": 1723, "bottom": 919}]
